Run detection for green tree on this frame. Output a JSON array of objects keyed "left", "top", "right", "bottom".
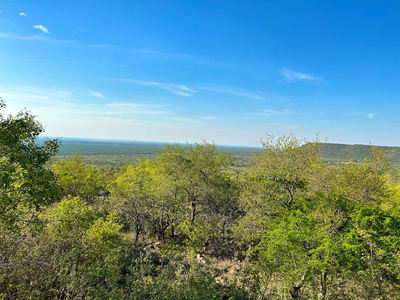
[
  {"left": 157, "top": 142, "right": 240, "bottom": 255},
  {"left": 254, "top": 193, "right": 400, "bottom": 299},
  {"left": 0, "top": 98, "right": 61, "bottom": 228},
  {"left": 52, "top": 154, "right": 106, "bottom": 202},
  {"left": 112, "top": 159, "right": 182, "bottom": 242},
  {"left": 157, "top": 142, "right": 236, "bottom": 225},
  {"left": 237, "top": 134, "right": 321, "bottom": 242},
  {"left": 238, "top": 134, "right": 391, "bottom": 243},
  {"left": 312, "top": 146, "right": 390, "bottom": 204},
  {"left": 0, "top": 197, "right": 126, "bottom": 299}
]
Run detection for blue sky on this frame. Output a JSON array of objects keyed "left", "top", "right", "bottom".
[{"left": 1, "top": 0, "right": 400, "bottom": 146}]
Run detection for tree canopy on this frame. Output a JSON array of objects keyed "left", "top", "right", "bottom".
[{"left": 0, "top": 98, "right": 61, "bottom": 228}]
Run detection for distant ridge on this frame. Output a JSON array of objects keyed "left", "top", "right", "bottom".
[
  {"left": 38, "top": 137, "right": 400, "bottom": 167},
  {"left": 319, "top": 143, "right": 400, "bottom": 165}
]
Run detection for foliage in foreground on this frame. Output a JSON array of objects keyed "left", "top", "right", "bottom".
[
  {"left": 0, "top": 99, "right": 61, "bottom": 229},
  {"left": 2, "top": 100, "right": 400, "bottom": 299}
]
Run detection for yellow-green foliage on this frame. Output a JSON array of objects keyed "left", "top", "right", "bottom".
[
  {"left": 312, "top": 146, "right": 390, "bottom": 204},
  {"left": 237, "top": 134, "right": 322, "bottom": 241},
  {"left": 3, "top": 103, "right": 400, "bottom": 300},
  {"left": 84, "top": 212, "right": 125, "bottom": 257},
  {"left": 52, "top": 154, "right": 106, "bottom": 201},
  {"left": 0, "top": 99, "right": 61, "bottom": 228}
]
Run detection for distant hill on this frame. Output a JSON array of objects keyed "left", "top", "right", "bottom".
[
  {"left": 38, "top": 137, "right": 400, "bottom": 168},
  {"left": 319, "top": 143, "right": 400, "bottom": 166}
]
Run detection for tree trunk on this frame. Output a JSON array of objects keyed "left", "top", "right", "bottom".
[
  {"left": 290, "top": 268, "right": 307, "bottom": 299},
  {"left": 134, "top": 221, "right": 141, "bottom": 243},
  {"left": 321, "top": 272, "right": 327, "bottom": 299},
  {"left": 290, "top": 284, "right": 302, "bottom": 299},
  {"left": 190, "top": 201, "right": 196, "bottom": 224}
]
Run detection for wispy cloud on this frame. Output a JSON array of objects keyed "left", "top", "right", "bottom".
[
  {"left": 116, "top": 79, "right": 197, "bottom": 97},
  {"left": 0, "top": 33, "right": 46, "bottom": 41},
  {"left": 134, "top": 49, "right": 156, "bottom": 54},
  {"left": 0, "top": 32, "right": 218, "bottom": 66},
  {"left": 169, "top": 117, "right": 199, "bottom": 123},
  {"left": 202, "top": 116, "right": 218, "bottom": 120},
  {"left": 87, "top": 89, "right": 104, "bottom": 98},
  {"left": 57, "top": 103, "right": 168, "bottom": 116},
  {"left": 49, "top": 103, "right": 168, "bottom": 116},
  {"left": 0, "top": 33, "right": 85, "bottom": 48},
  {"left": 202, "top": 86, "right": 261, "bottom": 100},
  {"left": 0, "top": 86, "right": 169, "bottom": 117},
  {"left": 348, "top": 112, "right": 376, "bottom": 119},
  {"left": 33, "top": 25, "right": 49, "bottom": 34},
  {"left": 279, "top": 68, "right": 323, "bottom": 84},
  {"left": 245, "top": 109, "right": 294, "bottom": 117},
  {"left": 101, "top": 117, "right": 162, "bottom": 126},
  {"left": 106, "top": 102, "right": 168, "bottom": 115},
  {"left": 0, "top": 86, "right": 76, "bottom": 118},
  {"left": 19, "top": 12, "right": 27, "bottom": 16},
  {"left": 0, "top": 86, "right": 73, "bottom": 107}
]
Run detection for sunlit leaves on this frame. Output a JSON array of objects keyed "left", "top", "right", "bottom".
[
  {"left": 52, "top": 155, "right": 106, "bottom": 202},
  {"left": 0, "top": 99, "right": 61, "bottom": 228}
]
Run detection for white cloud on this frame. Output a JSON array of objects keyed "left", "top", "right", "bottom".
[
  {"left": 348, "top": 112, "right": 376, "bottom": 119},
  {"left": 0, "top": 33, "right": 53, "bottom": 42},
  {"left": 0, "top": 86, "right": 168, "bottom": 117},
  {"left": 106, "top": 102, "right": 168, "bottom": 115},
  {"left": 170, "top": 117, "right": 199, "bottom": 123},
  {"left": 0, "top": 31, "right": 215, "bottom": 66},
  {"left": 87, "top": 89, "right": 104, "bottom": 98},
  {"left": 134, "top": 49, "right": 155, "bottom": 54},
  {"left": 19, "top": 12, "right": 27, "bottom": 16},
  {"left": 202, "top": 86, "right": 261, "bottom": 100},
  {"left": 245, "top": 109, "right": 294, "bottom": 117},
  {"left": 0, "top": 86, "right": 73, "bottom": 107},
  {"left": 202, "top": 116, "right": 218, "bottom": 120},
  {"left": 0, "top": 86, "right": 76, "bottom": 119},
  {"left": 0, "top": 87, "right": 314, "bottom": 147},
  {"left": 279, "top": 68, "right": 323, "bottom": 84},
  {"left": 116, "top": 79, "right": 197, "bottom": 97},
  {"left": 33, "top": 25, "right": 49, "bottom": 34}
]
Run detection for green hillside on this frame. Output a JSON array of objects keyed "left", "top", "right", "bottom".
[{"left": 319, "top": 143, "right": 400, "bottom": 166}]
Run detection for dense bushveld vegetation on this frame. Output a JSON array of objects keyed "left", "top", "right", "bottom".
[{"left": 2, "top": 99, "right": 400, "bottom": 299}]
